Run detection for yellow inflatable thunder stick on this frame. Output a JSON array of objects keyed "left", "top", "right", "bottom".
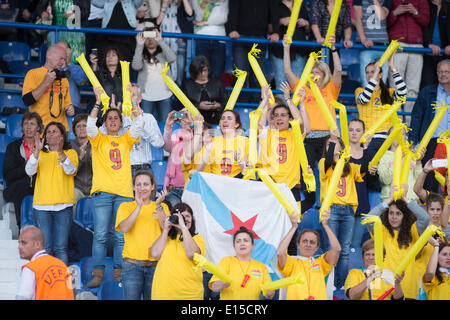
[
  {"left": 308, "top": 75, "right": 338, "bottom": 133},
  {"left": 224, "top": 68, "right": 247, "bottom": 111},
  {"left": 292, "top": 51, "right": 324, "bottom": 106},
  {"left": 319, "top": 148, "right": 351, "bottom": 221},
  {"left": 161, "top": 62, "right": 200, "bottom": 118},
  {"left": 437, "top": 129, "right": 450, "bottom": 186},
  {"left": 290, "top": 118, "right": 316, "bottom": 192},
  {"left": 248, "top": 109, "right": 262, "bottom": 168},
  {"left": 368, "top": 125, "right": 404, "bottom": 170},
  {"left": 396, "top": 147, "right": 414, "bottom": 200},
  {"left": 76, "top": 53, "right": 110, "bottom": 115},
  {"left": 248, "top": 44, "right": 275, "bottom": 106},
  {"left": 378, "top": 40, "right": 402, "bottom": 67},
  {"left": 434, "top": 170, "right": 446, "bottom": 188},
  {"left": 414, "top": 101, "right": 449, "bottom": 160},
  {"left": 392, "top": 146, "right": 403, "bottom": 200},
  {"left": 359, "top": 99, "right": 404, "bottom": 144},
  {"left": 193, "top": 253, "right": 233, "bottom": 285},
  {"left": 285, "top": 0, "right": 304, "bottom": 44},
  {"left": 331, "top": 100, "right": 350, "bottom": 149},
  {"left": 120, "top": 61, "right": 133, "bottom": 118},
  {"left": 261, "top": 273, "right": 306, "bottom": 296},
  {"left": 361, "top": 215, "right": 383, "bottom": 270},
  {"left": 323, "top": 0, "right": 343, "bottom": 48}
]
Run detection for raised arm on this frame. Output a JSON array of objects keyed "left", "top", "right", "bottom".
[
  {"left": 322, "top": 210, "right": 341, "bottom": 266},
  {"left": 276, "top": 212, "right": 300, "bottom": 270},
  {"left": 282, "top": 34, "right": 299, "bottom": 89}
]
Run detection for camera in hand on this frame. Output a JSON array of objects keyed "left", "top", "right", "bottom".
[
  {"left": 169, "top": 214, "right": 179, "bottom": 225},
  {"left": 52, "top": 69, "right": 71, "bottom": 80},
  {"left": 173, "top": 111, "right": 186, "bottom": 119}
]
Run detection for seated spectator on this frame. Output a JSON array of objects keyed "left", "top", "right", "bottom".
[
  {"left": 366, "top": 184, "right": 430, "bottom": 300},
  {"left": 345, "top": 239, "right": 406, "bottom": 300},
  {"left": 115, "top": 170, "right": 170, "bottom": 300},
  {"left": 132, "top": 24, "right": 176, "bottom": 122},
  {"left": 310, "top": 0, "right": 353, "bottom": 50},
  {"left": 25, "top": 122, "right": 79, "bottom": 266},
  {"left": 3, "top": 112, "right": 43, "bottom": 230},
  {"left": 22, "top": 45, "right": 75, "bottom": 133},
  {"left": 209, "top": 227, "right": 275, "bottom": 300},
  {"left": 421, "top": 0, "right": 450, "bottom": 89},
  {"left": 179, "top": 55, "right": 227, "bottom": 125},
  {"left": 197, "top": 110, "right": 249, "bottom": 178},
  {"left": 70, "top": 114, "right": 92, "bottom": 217},
  {"left": 92, "top": 0, "right": 143, "bottom": 62},
  {"left": 276, "top": 211, "right": 341, "bottom": 300},
  {"left": 376, "top": 128, "right": 425, "bottom": 202},
  {"left": 56, "top": 41, "right": 89, "bottom": 115},
  {"left": 284, "top": 34, "right": 343, "bottom": 213},
  {"left": 90, "top": 46, "right": 125, "bottom": 113},
  {"left": 150, "top": 202, "right": 205, "bottom": 300},
  {"left": 270, "top": 0, "right": 310, "bottom": 92},
  {"left": 353, "top": 0, "right": 391, "bottom": 86},
  {"left": 355, "top": 53, "right": 407, "bottom": 155},
  {"left": 191, "top": 0, "right": 229, "bottom": 78},
  {"left": 423, "top": 242, "right": 450, "bottom": 300},
  {"left": 387, "top": 0, "right": 430, "bottom": 121}
]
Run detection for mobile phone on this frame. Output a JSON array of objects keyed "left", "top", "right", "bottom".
[
  {"left": 432, "top": 158, "right": 448, "bottom": 168},
  {"left": 402, "top": 0, "right": 409, "bottom": 4},
  {"left": 173, "top": 111, "right": 186, "bottom": 119},
  {"left": 91, "top": 48, "right": 98, "bottom": 56},
  {"left": 143, "top": 31, "right": 157, "bottom": 38}
]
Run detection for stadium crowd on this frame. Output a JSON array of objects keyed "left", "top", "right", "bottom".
[{"left": 0, "top": 0, "right": 449, "bottom": 301}]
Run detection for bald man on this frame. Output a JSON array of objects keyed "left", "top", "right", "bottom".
[
  {"left": 22, "top": 44, "right": 74, "bottom": 132},
  {"left": 16, "top": 226, "right": 74, "bottom": 300}
]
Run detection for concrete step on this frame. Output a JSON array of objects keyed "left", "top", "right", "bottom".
[
  {"left": 0, "top": 240, "right": 20, "bottom": 260},
  {"left": 0, "top": 268, "right": 20, "bottom": 282},
  {"left": 0, "top": 259, "right": 26, "bottom": 269},
  {"left": 0, "top": 281, "right": 19, "bottom": 299}
]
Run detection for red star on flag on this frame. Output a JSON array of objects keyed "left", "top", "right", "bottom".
[{"left": 224, "top": 211, "right": 260, "bottom": 239}]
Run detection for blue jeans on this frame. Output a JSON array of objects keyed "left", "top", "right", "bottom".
[
  {"left": 351, "top": 215, "right": 366, "bottom": 248},
  {"left": 196, "top": 40, "right": 226, "bottom": 78},
  {"left": 91, "top": 191, "right": 132, "bottom": 270},
  {"left": 270, "top": 53, "right": 306, "bottom": 94},
  {"left": 176, "top": 40, "right": 187, "bottom": 84},
  {"left": 141, "top": 98, "right": 173, "bottom": 123},
  {"left": 33, "top": 206, "right": 73, "bottom": 266},
  {"left": 326, "top": 204, "right": 355, "bottom": 289},
  {"left": 121, "top": 261, "right": 156, "bottom": 300},
  {"left": 359, "top": 50, "right": 389, "bottom": 87}
]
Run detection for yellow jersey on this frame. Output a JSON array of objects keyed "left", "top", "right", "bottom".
[
  {"left": 355, "top": 87, "right": 395, "bottom": 133},
  {"left": 115, "top": 201, "right": 170, "bottom": 261},
  {"left": 209, "top": 256, "right": 272, "bottom": 300},
  {"left": 423, "top": 273, "right": 450, "bottom": 300},
  {"left": 344, "top": 268, "right": 394, "bottom": 300}
]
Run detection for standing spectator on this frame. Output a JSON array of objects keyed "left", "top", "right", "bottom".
[
  {"left": 22, "top": 45, "right": 75, "bottom": 133},
  {"left": 36, "top": 0, "right": 90, "bottom": 64},
  {"left": 70, "top": 114, "right": 92, "bottom": 215},
  {"left": 423, "top": 241, "right": 450, "bottom": 300},
  {"left": 86, "top": 86, "right": 144, "bottom": 288},
  {"left": 3, "top": 112, "right": 43, "bottom": 230},
  {"left": 179, "top": 55, "right": 227, "bottom": 125},
  {"left": 16, "top": 227, "right": 74, "bottom": 300},
  {"left": 150, "top": 202, "right": 205, "bottom": 300},
  {"left": 132, "top": 25, "right": 176, "bottom": 122},
  {"left": 115, "top": 170, "right": 170, "bottom": 300},
  {"left": 25, "top": 121, "right": 79, "bottom": 266},
  {"left": 227, "top": 0, "right": 280, "bottom": 101},
  {"left": 310, "top": 0, "right": 354, "bottom": 49},
  {"left": 387, "top": 0, "right": 430, "bottom": 122},
  {"left": 0, "top": 0, "right": 20, "bottom": 41},
  {"left": 56, "top": 41, "right": 88, "bottom": 115},
  {"left": 410, "top": 59, "right": 450, "bottom": 193},
  {"left": 270, "top": 0, "right": 310, "bottom": 92},
  {"left": 353, "top": 0, "right": 391, "bottom": 86},
  {"left": 421, "top": 0, "right": 450, "bottom": 89},
  {"left": 136, "top": 0, "right": 162, "bottom": 22},
  {"left": 85, "top": 3, "right": 103, "bottom": 60},
  {"left": 191, "top": 0, "right": 229, "bottom": 78},
  {"left": 92, "top": 0, "right": 143, "bottom": 62}
]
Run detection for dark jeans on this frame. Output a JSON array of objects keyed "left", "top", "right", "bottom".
[
  {"left": 196, "top": 40, "right": 226, "bottom": 78},
  {"left": 420, "top": 137, "right": 439, "bottom": 193}
]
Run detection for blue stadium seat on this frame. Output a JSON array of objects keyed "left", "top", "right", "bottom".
[
  {"left": 20, "top": 195, "right": 35, "bottom": 228},
  {"left": 299, "top": 207, "right": 321, "bottom": 230},
  {"left": 349, "top": 247, "right": 364, "bottom": 270},
  {"left": 8, "top": 60, "right": 41, "bottom": 75},
  {"left": 151, "top": 160, "right": 168, "bottom": 191},
  {"left": 0, "top": 152, "right": 4, "bottom": 186},
  {"left": 341, "top": 79, "right": 361, "bottom": 94},
  {"left": 347, "top": 63, "right": 361, "bottom": 82},
  {"left": 234, "top": 106, "right": 250, "bottom": 132},
  {"left": 340, "top": 48, "right": 360, "bottom": 70},
  {"left": 151, "top": 145, "right": 164, "bottom": 161},
  {"left": 0, "top": 134, "right": 13, "bottom": 153},
  {"left": 6, "top": 114, "right": 24, "bottom": 139},
  {"left": 0, "top": 93, "right": 27, "bottom": 110},
  {"left": 0, "top": 41, "right": 31, "bottom": 62},
  {"left": 66, "top": 115, "right": 76, "bottom": 141},
  {"left": 368, "top": 191, "right": 381, "bottom": 209},
  {"left": 97, "top": 281, "right": 124, "bottom": 300},
  {"left": 75, "top": 197, "right": 94, "bottom": 231},
  {"left": 80, "top": 256, "right": 114, "bottom": 290}
]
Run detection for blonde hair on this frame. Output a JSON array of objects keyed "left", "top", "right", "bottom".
[{"left": 314, "top": 61, "right": 332, "bottom": 88}]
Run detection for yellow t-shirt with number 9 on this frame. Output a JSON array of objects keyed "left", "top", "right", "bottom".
[{"left": 89, "top": 130, "right": 139, "bottom": 198}]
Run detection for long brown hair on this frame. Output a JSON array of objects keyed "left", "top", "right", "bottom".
[
  {"left": 381, "top": 200, "right": 417, "bottom": 249},
  {"left": 365, "top": 61, "right": 393, "bottom": 105}
]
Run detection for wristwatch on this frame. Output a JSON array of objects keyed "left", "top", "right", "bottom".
[{"left": 413, "top": 10, "right": 419, "bottom": 16}]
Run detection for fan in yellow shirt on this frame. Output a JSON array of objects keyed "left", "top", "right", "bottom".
[
  {"left": 209, "top": 227, "right": 275, "bottom": 300},
  {"left": 345, "top": 239, "right": 405, "bottom": 300},
  {"left": 151, "top": 202, "right": 205, "bottom": 300},
  {"left": 276, "top": 210, "right": 341, "bottom": 300},
  {"left": 115, "top": 170, "right": 170, "bottom": 300},
  {"left": 25, "top": 121, "right": 78, "bottom": 266},
  {"left": 423, "top": 241, "right": 450, "bottom": 300},
  {"left": 197, "top": 110, "right": 249, "bottom": 178}
]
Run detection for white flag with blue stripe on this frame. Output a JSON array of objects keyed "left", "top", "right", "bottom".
[{"left": 182, "top": 172, "right": 295, "bottom": 273}]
